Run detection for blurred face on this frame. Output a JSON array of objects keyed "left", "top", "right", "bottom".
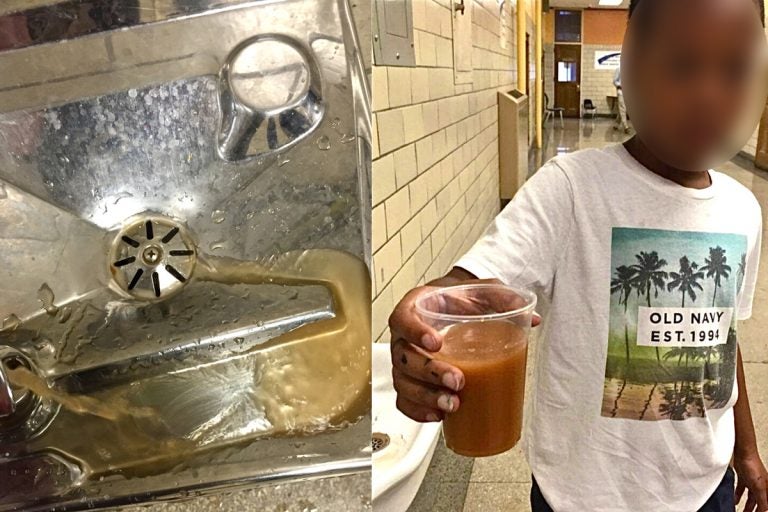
[{"left": 622, "top": 0, "right": 768, "bottom": 171}]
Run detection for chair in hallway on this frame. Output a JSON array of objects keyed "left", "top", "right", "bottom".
[
  {"left": 544, "top": 93, "right": 565, "bottom": 128},
  {"left": 583, "top": 99, "right": 597, "bottom": 119}
]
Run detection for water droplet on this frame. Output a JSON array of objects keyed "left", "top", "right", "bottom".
[
  {"left": 277, "top": 154, "right": 291, "bottom": 167},
  {"left": 211, "top": 210, "right": 226, "bottom": 224},
  {"left": 128, "top": 89, "right": 138, "bottom": 98},
  {"left": 210, "top": 240, "right": 226, "bottom": 251},
  {"left": 316, "top": 135, "right": 331, "bottom": 151},
  {"left": 340, "top": 133, "right": 356, "bottom": 144}
]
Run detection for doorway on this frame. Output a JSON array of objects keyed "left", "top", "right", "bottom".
[
  {"left": 554, "top": 44, "right": 581, "bottom": 117},
  {"left": 552, "top": 9, "right": 582, "bottom": 118}
]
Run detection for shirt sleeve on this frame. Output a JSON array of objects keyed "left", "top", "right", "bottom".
[
  {"left": 737, "top": 206, "right": 762, "bottom": 320},
  {"left": 454, "top": 159, "right": 575, "bottom": 298}
]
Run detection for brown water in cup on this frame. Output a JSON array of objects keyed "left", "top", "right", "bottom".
[{"left": 435, "top": 320, "right": 528, "bottom": 457}]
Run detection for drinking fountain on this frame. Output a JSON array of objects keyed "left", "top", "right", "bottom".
[{"left": 0, "top": 0, "right": 371, "bottom": 509}]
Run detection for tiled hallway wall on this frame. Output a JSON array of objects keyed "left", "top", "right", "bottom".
[
  {"left": 371, "top": 0, "right": 522, "bottom": 342},
  {"left": 543, "top": 10, "right": 626, "bottom": 117},
  {"left": 580, "top": 44, "right": 622, "bottom": 115},
  {"left": 544, "top": 43, "right": 554, "bottom": 107}
]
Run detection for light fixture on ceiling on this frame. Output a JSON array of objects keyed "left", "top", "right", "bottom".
[{"left": 598, "top": 0, "right": 624, "bottom": 6}]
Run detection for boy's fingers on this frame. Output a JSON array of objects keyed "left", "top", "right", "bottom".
[
  {"left": 395, "top": 395, "right": 444, "bottom": 423},
  {"left": 736, "top": 481, "right": 747, "bottom": 503},
  {"left": 390, "top": 339, "right": 465, "bottom": 391},
  {"left": 390, "top": 283, "right": 539, "bottom": 353},
  {"left": 389, "top": 287, "right": 442, "bottom": 351},
  {"left": 392, "top": 367, "right": 460, "bottom": 413},
  {"left": 437, "top": 282, "right": 540, "bottom": 327},
  {"left": 745, "top": 494, "right": 756, "bottom": 512},
  {"left": 755, "top": 486, "right": 768, "bottom": 512}
]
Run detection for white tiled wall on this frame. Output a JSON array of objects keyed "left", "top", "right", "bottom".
[
  {"left": 371, "top": 0, "right": 522, "bottom": 342},
  {"left": 580, "top": 44, "right": 621, "bottom": 115},
  {"left": 542, "top": 43, "right": 621, "bottom": 116},
  {"left": 544, "top": 43, "right": 554, "bottom": 108}
]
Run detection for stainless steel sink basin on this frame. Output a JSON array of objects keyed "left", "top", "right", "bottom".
[{"left": 0, "top": 1, "right": 371, "bottom": 509}]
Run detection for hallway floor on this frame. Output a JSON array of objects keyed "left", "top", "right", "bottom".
[{"left": 408, "top": 118, "right": 768, "bottom": 512}]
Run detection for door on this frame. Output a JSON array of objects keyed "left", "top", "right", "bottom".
[{"left": 554, "top": 44, "right": 581, "bottom": 117}]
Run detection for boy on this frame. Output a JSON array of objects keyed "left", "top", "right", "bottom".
[{"left": 388, "top": 0, "right": 768, "bottom": 510}]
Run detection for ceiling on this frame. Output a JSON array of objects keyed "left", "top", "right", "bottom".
[{"left": 548, "top": 0, "right": 630, "bottom": 8}]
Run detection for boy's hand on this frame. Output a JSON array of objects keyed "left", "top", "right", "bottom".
[
  {"left": 388, "top": 279, "right": 540, "bottom": 423},
  {"left": 734, "top": 451, "right": 768, "bottom": 512},
  {"left": 389, "top": 284, "right": 464, "bottom": 423}
]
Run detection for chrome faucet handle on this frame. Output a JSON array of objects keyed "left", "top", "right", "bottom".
[
  {"left": 0, "top": 346, "right": 19, "bottom": 418},
  {"left": 216, "top": 37, "right": 325, "bottom": 162},
  {"left": 0, "top": 346, "right": 58, "bottom": 445}
]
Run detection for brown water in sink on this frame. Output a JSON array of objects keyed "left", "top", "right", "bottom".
[
  {"left": 7, "top": 366, "right": 155, "bottom": 422},
  {"left": 9, "top": 249, "right": 370, "bottom": 477},
  {"left": 193, "top": 249, "right": 372, "bottom": 434},
  {"left": 5, "top": 365, "right": 191, "bottom": 472}
]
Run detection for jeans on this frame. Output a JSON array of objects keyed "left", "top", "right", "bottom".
[{"left": 530, "top": 466, "right": 735, "bottom": 512}]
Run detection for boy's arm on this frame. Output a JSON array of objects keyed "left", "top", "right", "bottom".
[
  {"left": 451, "top": 160, "right": 574, "bottom": 293},
  {"left": 389, "top": 161, "right": 569, "bottom": 423},
  {"left": 733, "top": 347, "right": 768, "bottom": 511},
  {"left": 735, "top": 348, "right": 759, "bottom": 459}
]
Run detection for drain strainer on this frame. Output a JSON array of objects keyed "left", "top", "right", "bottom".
[
  {"left": 372, "top": 432, "right": 390, "bottom": 453},
  {"left": 0, "top": 347, "right": 59, "bottom": 444},
  {"left": 109, "top": 215, "right": 197, "bottom": 301}
]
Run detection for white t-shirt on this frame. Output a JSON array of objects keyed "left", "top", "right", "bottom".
[{"left": 455, "top": 143, "right": 762, "bottom": 512}]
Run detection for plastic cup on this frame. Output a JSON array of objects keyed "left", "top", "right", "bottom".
[{"left": 415, "top": 284, "right": 537, "bottom": 457}]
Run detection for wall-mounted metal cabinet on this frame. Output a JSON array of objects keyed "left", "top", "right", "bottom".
[
  {"left": 498, "top": 89, "right": 530, "bottom": 199},
  {"left": 373, "top": 0, "right": 415, "bottom": 66}
]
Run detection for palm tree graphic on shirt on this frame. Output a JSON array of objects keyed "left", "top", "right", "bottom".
[
  {"left": 701, "top": 247, "right": 732, "bottom": 307},
  {"left": 604, "top": 228, "right": 748, "bottom": 421},
  {"left": 666, "top": 256, "right": 705, "bottom": 307}
]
